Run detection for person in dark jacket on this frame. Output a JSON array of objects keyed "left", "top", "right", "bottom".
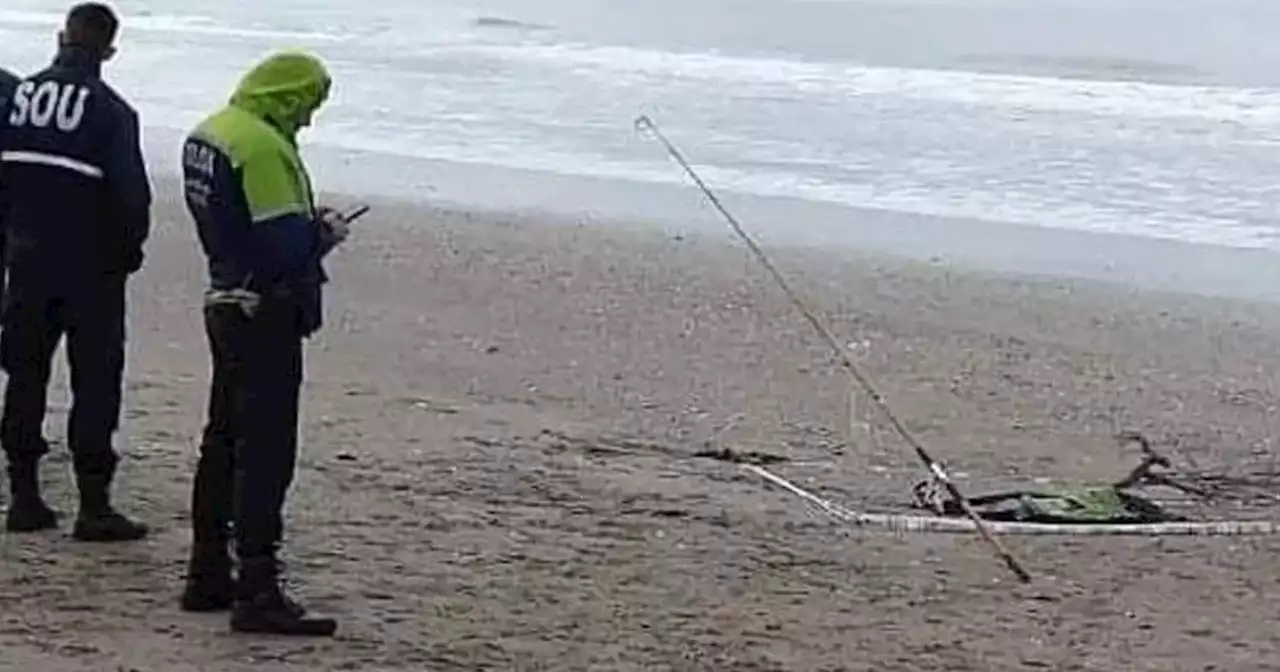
[
  {"left": 0, "top": 3, "right": 151, "bottom": 541},
  {"left": 178, "top": 50, "right": 346, "bottom": 636}
]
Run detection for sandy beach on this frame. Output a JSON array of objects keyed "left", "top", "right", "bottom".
[{"left": 2, "top": 185, "right": 1280, "bottom": 671}]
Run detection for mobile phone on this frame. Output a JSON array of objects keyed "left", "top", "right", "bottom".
[{"left": 341, "top": 204, "right": 371, "bottom": 224}]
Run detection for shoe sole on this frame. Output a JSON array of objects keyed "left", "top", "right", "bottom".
[
  {"left": 230, "top": 618, "right": 338, "bottom": 637},
  {"left": 71, "top": 529, "right": 150, "bottom": 542},
  {"left": 5, "top": 520, "right": 59, "bottom": 533},
  {"left": 5, "top": 513, "right": 60, "bottom": 533}
]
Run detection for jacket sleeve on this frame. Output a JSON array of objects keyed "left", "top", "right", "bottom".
[
  {"left": 237, "top": 144, "right": 322, "bottom": 282},
  {"left": 0, "top": 69, "right": 17, "bottom": 234},
  {"left": 103, "top": 101, "right": 152, "bottom": 273},
  {"left": 253, "top": 212, "right": 319, "bottom": 281}
]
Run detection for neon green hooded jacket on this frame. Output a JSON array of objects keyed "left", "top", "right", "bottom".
[
  {"left": 179, "top": 50, "right": 335, "bottom": 334},
  {"left": 191, "top": 51, "right": 331, "bottom": 223}
]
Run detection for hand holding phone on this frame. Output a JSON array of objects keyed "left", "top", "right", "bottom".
[{"left": 316, "top": 203, "right": 371, "bottom": 246}]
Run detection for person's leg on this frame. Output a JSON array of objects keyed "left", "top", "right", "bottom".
[
  {"left": 63, "top": 276, "right": 147, "bottom": 542},
  {"left": 0, "top": 290, "right": 64, "bottom": 532},
  {"left": 181, "top": 303, "right": 242, "bottom": 611},
  {"left": 229, "top": 300, "right": 335, "bottom": 636},
  {"left": 0, "top": 232, "right": 8, "bottom": 315}
]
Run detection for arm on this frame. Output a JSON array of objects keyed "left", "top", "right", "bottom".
[
  {"left": 0, "top": 69, "right": 16, "bottom": 238},
  {"left": 104, "top": 103, "right": 152, "bottom": 273},
  {"left": 236, "top": 144, "right": 322, "bottom": 285},
  {"left": 254, "top": 211, "right": 320, "bottom": 280},
  {"left": 183, "top": 136, "right": 271, "bottom": 284}
]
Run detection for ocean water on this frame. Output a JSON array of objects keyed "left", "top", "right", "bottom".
[{"left": 3, "top": 0, "right": 1280, "bottom": 251}]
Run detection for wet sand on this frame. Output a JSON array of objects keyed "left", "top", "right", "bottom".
[{"left": 2, "top": 190, "right": 1280, "bottom": 671}]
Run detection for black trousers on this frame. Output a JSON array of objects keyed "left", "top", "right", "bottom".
[
  {"left": 0, "top": 275, "right": 126, "bottom": 482},
  {"left": 191, "top": 300, "right": 303, "bottom": 563},
  {"left": 0, "top": 233, "right": 7, "bottom": 311}
]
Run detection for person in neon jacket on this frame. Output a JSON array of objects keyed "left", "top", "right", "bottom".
[{"left": 178, "top": 50, "right": 349, "bottom": 637}]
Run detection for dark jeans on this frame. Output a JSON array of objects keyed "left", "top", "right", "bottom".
[
  {"left": 0, "top": 276, "right": 126, "bottom": 482},
  {"left": 191, "top": 300, "right": 303, "bottom": 562}
]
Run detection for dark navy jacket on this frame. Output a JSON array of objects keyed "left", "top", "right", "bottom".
[{"left": 0, "top": 46, "right": 151, "bottom": 290}]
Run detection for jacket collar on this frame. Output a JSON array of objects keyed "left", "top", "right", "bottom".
[{"left": 52, "top": 44, "right": 104, "bottom": 78}]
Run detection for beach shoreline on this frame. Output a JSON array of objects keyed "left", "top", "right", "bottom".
[
  {"left": 298, "top": 149, "right": 1280, "bottom": 303},
  {"left": 138, "top": 124, "right": 1280, "bottom": 303},
  {"left": 1, "top": 185, "right": 1279, "bottom": 670}
]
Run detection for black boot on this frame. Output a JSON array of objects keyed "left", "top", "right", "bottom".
[
  {"left": 71, "top": 475, "right": 149, "bottom": 542},
  {"left": 181, "top": 542, "right": 235, "bottom": 612},
  {"left": 230, "top": 558, "right": 337, "bottom": 637},
  {"left": 5, "top": 463, "right": 59, "bottom": 533}
]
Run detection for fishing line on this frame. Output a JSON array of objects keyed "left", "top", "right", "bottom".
[{"left": 634, "top": 115, "right": 1032, "bottom": 583}]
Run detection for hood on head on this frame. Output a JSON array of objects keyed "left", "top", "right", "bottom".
[{"left": 229, "top": 50, "right": 331, "bottom": 139}]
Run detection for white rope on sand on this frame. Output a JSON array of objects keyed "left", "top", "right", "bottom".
[{"left": 743, "top": 464, "right": 1280, "bottom": 536}]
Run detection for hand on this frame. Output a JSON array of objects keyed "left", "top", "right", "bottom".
[{"left": 316, "top": 205, "right": 350, "bottom": 245}]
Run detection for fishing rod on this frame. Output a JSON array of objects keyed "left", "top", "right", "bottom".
[{"left": 634, "top": 115, "right": 1032, "bottom": 584}]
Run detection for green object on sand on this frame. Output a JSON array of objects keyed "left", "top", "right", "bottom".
[{"left": 913, "top": 480, "right": 1186, "bottom": 524}]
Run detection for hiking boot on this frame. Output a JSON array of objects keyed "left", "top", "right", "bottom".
[
  {"left": 72, "top": 508, "right": 150, "bottom": 542},
  {"left": 231, "top": 587, "right": 338, "bottom": 637},
  {"left": 5, "top": 462, "right": 59, "bottom": 533},
  {"left": 231, "top": 559, "right": 336, "bottom": 637},
  {"left": 5, "top": 498, "right": 59, "bottom": 533},
  {"left": 180, "top": 543, "right": 235, "bottom": 612},
  {"left": 71, "top": 475, "right": 150, "bottom": 542}
]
